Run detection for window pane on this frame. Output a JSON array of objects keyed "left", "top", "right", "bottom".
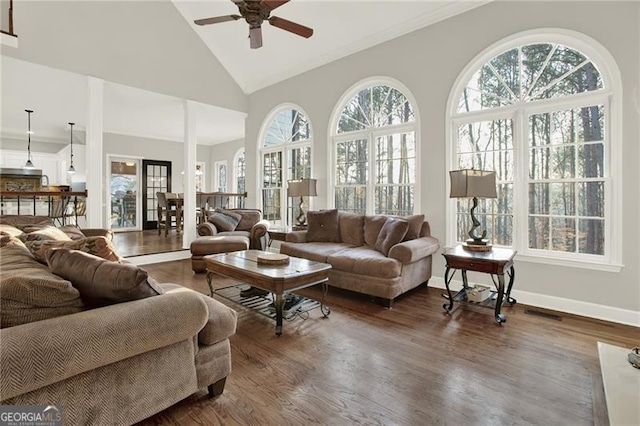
[
  {"left": 375, "top": 132, "right": 415, "bottom": 185},
  {"left": 529, "top": 216, "right": 550, "bottom": 250},
  {"left": 552, "top": 217, "right": 576, "bottom": 252},
  {"left": 338, "top": 85, "right": 415, "bottom": 133},
  {"left": 578, "top": 143, "right": 604, "bottom": 178},
  {"left": 336, "top": 139, "right": 368, "bottom": 185},
  {"left": 579, "top": 219, "right": 604, "bottom": 255},
  {"left": 374, "top": 185, "right": 413, "bottom": 216},
  {"left": 578, "top": 182, "right": 604, "bottom": 217},
  {"left": 335, "top": 186, "right": 366, "bottom": 213}
]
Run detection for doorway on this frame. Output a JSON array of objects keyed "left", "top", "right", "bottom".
[
  {"left": 108, "top": 157, "right": 141, "bottom": 231},
  {"left": 142, "top": 160, "right": 172, "bottom": 230}
]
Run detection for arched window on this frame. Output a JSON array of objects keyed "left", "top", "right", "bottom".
[
  {"left": 233, "top": 148, "right": 245, "bottom": 194},
  {"left": 331, "top": 80, "right": 418, "bottom": 215},
  {"left": 448, "top": 30, "right": 622, "bottom": 268},
  {"left": 260, "top": 105, "right": 312, "bottom": 226}
]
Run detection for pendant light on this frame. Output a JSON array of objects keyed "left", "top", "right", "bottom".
[
  {"left": 24, "top": 109, "right": 35, "bottom": 169},
  {"left": 67, "top": 122, "right": 76, "bottom": 174}
]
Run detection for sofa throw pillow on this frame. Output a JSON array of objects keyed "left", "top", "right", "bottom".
[
  {"left": 374, "top": 217, "right": 409, "bottom": 256},
  {"left": 0, "top": 245, "right": 84, "bottom": 328},
  {"left": 24, "top": 236, "right": 122, "bottom": 264},
  {"left": 398, "top": 214, "right": 425, "bottom": 241},
  {"left": 364, "top": 215, "right": 388, "bottom": 247},
  {"left": 306, "top": 209, "right": 340, "bottom": 243},
  {"left": 338, "top": 211, "right": 365, "bottom": 246},
  {"left": 19, "top": 225, "right": 72, "bottom": 242},
  {"left": 1, "top": 234, "right": 28, "bottom": 250},
  {"left": 0, "top": 224, "right": 24, "bottom": 238},
  {"left": 46, "top": 248, "right": 164, "bottom": 308},
  {"left": 209, "top": 211, "right": 240, "bottom": 232}
]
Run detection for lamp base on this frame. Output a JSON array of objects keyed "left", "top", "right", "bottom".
[{"left": 462, "top": 242, "right": 493, "bottom": 252}]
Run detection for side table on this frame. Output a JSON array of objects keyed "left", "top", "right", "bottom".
[
  {"left": 442, "top": 245, "right": 517, "bottom": 324},
  {"left": 267, "top": 227, "right": 291, "bottom": 247}
]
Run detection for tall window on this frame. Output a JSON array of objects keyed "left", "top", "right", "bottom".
[
  {"left": 332, "top": 81, "right": 417, "bottom": 215},
  {"left": 449, "top": 32, "right": 621, "bottom": 267},
  {"left": 234, "top": 148, "right": 245, "bottom": 194},
  {"left": 260, "top": 106, "right": 312, "bottom": 226}
]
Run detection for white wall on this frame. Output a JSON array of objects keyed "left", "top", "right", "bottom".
[
  {"left": 245, "top": 1, "right": 640, "bottom": 322},
  {"left": 4, "top": 0, "right": 247, "bottom": 113},
  {"left": 209, "top": 138, "right": 244, "bottom": 193}
]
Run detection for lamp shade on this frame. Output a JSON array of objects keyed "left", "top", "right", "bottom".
[
  {"left": 449, "top": 169, "right": 497, "bottom": 198},
  {"left": 287, "top": 178, "right": 317, "bottom": 197}
]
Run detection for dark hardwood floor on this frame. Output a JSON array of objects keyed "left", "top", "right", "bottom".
[
  {"left": 112, "top": 230, "right": 187, "bottom": 257},
  {"left": 137, "top": 259, "right": 638, "bottom": 425}
]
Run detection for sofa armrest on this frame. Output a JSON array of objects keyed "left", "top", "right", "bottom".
[
  {"left": 197, "top": 222, "right": 220, "bottom": 236},
  {"left": 285, "top": 230, "right": 308, "bottom": 243},
  {"left": 0, "top": 290, "right": 208, "bottom": 400},
  {"left": 388, "top": 236, "right": 440, "bottom": 264},
  {"left": 160, "top": 284, "right": 237, "bottom": 346},
  {"left": 250, "top": 219, "right": 270, "bottom": 250}
]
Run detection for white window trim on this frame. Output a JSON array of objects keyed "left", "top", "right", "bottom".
[
  {"left": 213, "top": 160, "right": 227, "bottom": 192},
  {"left": 232, "top": 148, "right": 245, "bottom": 194},
  {"left": 446, "top": 28, "right": 623, "bottom": 272},
  {"left": 258, "top": 103, "right": 314, "bottom": 226},
  {"left": 328, "top": 76, "right": 421, "bottom": 215}
]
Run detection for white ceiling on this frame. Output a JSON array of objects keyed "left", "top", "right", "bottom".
[
  {"left": 1, "top": 56, "right": 246, "bottom": 146},
  {"left": 173, "top": 0, "right": 488, "bottom": 93}
]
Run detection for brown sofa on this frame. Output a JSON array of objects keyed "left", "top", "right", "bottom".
[
  {"left": 280, "top": 210, "right": 440, "bottom": 307},
  {"left": 197, "top": 208, "right": 269, "bottom": 250},
  {"left": 0, "top": 215, "right": 113, "bottom": 241},
  {"left": 0, "top": 223, "right": 238, "bottom": 425}
]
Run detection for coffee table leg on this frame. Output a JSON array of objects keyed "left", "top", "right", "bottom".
[
  {"left": 274, "top": 292, "right": 284, "bottom": 336},
  {"left": 205, "top": 272, "right": 214, "bottom": 297}
]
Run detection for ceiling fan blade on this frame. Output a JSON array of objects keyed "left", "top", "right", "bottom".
[
  {"left": 263, "top": 0, "right": 290, "bottom": 11},
  {"left": 249, "top": 26, "right": 263, "bottom": 49},
  {"left": 194, "top": 15, "right": 242, "bottom": 26},
  {"left": 268, "top": 16, "right": 313, "bottom": 38}
]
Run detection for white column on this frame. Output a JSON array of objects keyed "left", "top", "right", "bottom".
[
  {"left": 183, "top": 99, "right": 197, "bottom": 249},
  {"left": 86, "top": 76, "right": 104, "bottom": 228}
]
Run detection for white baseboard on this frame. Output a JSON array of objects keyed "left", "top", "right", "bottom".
[
  {"left": 429, "top": 276, "right": 640, "bottom": 327},
  {"left": 127, "top": 250, "right": 191, "bottom": 266}
]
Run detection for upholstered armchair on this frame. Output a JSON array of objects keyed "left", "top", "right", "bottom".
[{"left": 196, "top": 208, "right": 269, "bottom": 250}]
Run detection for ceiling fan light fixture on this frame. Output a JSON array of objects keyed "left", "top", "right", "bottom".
[{"left": 194, "top": 0, "right": 312, "bottom": 49}]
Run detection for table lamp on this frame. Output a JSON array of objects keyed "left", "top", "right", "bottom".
[
  {"left": 287, "top": 178, "right": 317, "bottom": 227},
  {"left": 449, "top": 169, "right": 497, "bottom": 249}
]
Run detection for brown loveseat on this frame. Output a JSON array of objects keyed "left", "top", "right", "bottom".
[
  {"left": 280, "top": 210, "right": 439, "bottom": 307},
  {"left": 0, "top": 222, "right": 238, "bottom": 425}
]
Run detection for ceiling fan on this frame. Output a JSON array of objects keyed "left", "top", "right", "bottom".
[{"left": 194, "top": 0, "right": 313, "bottom": 49}]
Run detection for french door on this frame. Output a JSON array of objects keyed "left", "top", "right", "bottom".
[
  {"left": 108, "top": 157, "right": 141, "bottom": 232},
  {"left": 142, "top": 160, "right": 172, "bottom": 230}
]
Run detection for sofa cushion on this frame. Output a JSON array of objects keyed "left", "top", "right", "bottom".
[
  {"left": 375, "top": 217, "right": 409, "bottom": 256},
  {"left": 364, "top": 215, "right": 387, "bottom": 247},
  {"left": 47, "top": 248, "right": 164, "bottom": 309},
  {"left": 0, "top": 224, "right": 23, "bottom": 238},
  {"left": 399, "top": 214, "right": 425, "bottom": 241},
  {"left": 19, "top": 225, "right": 73, "bottom": 242},
  {"left": 0, "top": 245, "right": 84, "bottom": 328},
  {"left": 209, "top": 211, "right": 240, "bottom": 232},
  {"left": 24, "top": 236, "right": 122, "bottom": 264},
  {"left": 338, "top": 211, "right": 365, "bottom": 246},
  {"left": 307, "top": 209, "right": 340, "bottom": 243},
  {"left": 1, "top": 234, "right": 27, "bottom": 249},
  {"left": 327, "top": 246, "right": 402, "bottom": 279},
  {"left": 231, "top": 209, "right": 261, "bottom": 231},
  {"left": 280, "top": 242, "right": 352, "bottom": 263}
]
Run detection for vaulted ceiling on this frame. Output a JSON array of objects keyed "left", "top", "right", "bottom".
[
  {"left": 1, "top": 1, "right": 487, "bottom": 146},
  {"left": 173, "top": 0, "right": 488, "bottom": 94}
]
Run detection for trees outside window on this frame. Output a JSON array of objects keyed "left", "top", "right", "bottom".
[
  {"left": 332, "top": 81, "right": 417, "bottom": 215},
  {"left": 260, "top": 106, "right": 312, "bottom": 226},
  {"left": 449, "top": 31, "right": 621, "bottom": 267}
]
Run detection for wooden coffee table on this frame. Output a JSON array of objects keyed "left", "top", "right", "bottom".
[{"left": 204, "top": 250, "right": 331, "bottom": 335}]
